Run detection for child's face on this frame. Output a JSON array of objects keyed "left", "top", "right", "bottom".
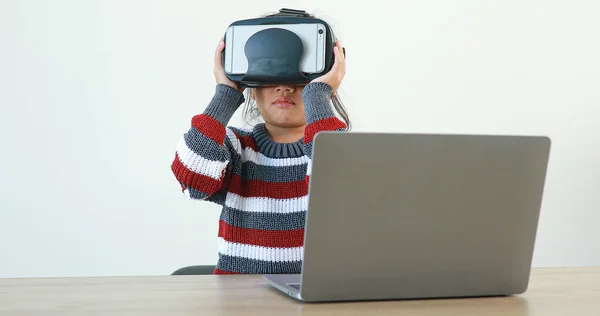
[{"left": 251, "top": 85, "right": 306, "bottom": 129}]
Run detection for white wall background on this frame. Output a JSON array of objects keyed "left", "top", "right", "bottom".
[{"left": 0, "top": 0, "right": 598, "bottom": 278}]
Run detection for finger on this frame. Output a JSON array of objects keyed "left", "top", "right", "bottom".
[
  {"left": 214, "top": 39, "right": 225, "bottom": 68},
  {"left": 337, "top": 44, "right": 346, "bottom": 76},
  {"left": 332, "top": 46, "right": 345, "bottom": 73},
  {"left": 329, "top": 46, "right": 339, "bottom": 72},
  {"left": 215, "top": 40, "right": 224, "bottom": 60},
  {"left": 336, "top": 41, "right": 345, "bottom": 65}
]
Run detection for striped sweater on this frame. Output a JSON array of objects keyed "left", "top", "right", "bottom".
[{"left": 171, "top": 82, "right": 347, "bottom": 274}]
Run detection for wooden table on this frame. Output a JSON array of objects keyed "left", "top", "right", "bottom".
[{"left": 1, "top": 268, "right": 599, "bottom": 315}]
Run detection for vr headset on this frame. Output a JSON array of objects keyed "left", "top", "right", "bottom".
[{"left": 221, "top": 8, "right": 344, "bottom": 88}]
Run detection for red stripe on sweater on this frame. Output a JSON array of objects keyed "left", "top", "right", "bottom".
[
  {"left": 231, "top": 131, "right": 259, "bottom": 152},
  {"left": 214, "top": 269, "right": 240, "bottom": 274},
  {"left": 228, "top": 174, "right": 308, "bottom": 199},
  {"left": 171, "top": 153, "right": 224, "bottom": 195},
  {"left": 218, "top": 220, "right": 305, "bottom": 248},
  {"left": 191, "top": 114, "right": 226, "bottom": 144},
  {"left": 303, "top": 117, "right": 347, "bottom": 144},
  {"left": 239, "top": 135, "right": 259, "bottom": 151}
]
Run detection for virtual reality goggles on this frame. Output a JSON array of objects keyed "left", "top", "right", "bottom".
[{"left": 221, "top": 8, "right": 345, "bottom": 88}]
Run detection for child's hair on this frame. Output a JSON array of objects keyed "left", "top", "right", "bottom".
[{"left": 241, "top": 10, "right": 351, "bottom": 130}]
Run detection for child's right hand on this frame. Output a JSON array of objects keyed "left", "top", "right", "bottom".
[{"left": 214, "top": 38, "right": 244, "bottom": 93}]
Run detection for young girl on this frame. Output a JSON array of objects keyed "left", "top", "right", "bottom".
[{"left": 171, "top": 15, "right": 350, "bottom": 274}]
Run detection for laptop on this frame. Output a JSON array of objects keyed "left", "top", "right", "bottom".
[{"left": 264, "top": 131, "right": 551, "bottom": 303}]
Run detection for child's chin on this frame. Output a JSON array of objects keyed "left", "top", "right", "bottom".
[
  {"left": 272, "top": 103, "right": 296, "bottom": 109},
  {"left": 271, "top": 118, "right": 305, "bottom": 128}
]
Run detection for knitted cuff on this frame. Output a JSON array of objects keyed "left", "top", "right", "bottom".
[
  {"left": 302, "top": 82, "right": 336, "bottom": 124},
  {"left": 203, "top": 84, "right": 245, "bottom": 125}
]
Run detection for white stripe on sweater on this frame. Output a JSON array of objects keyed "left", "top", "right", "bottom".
[
  {"left": 225, "top": 193, "right": 308, "bottom": 214},
  {"left": 241, "top": 148, "right": 309, "bottom": 167},
  {"left": 176, "top": 137, "right": 229, "bottom": 180},
  {"left": 217, "top": 237, "right": 304, "bottom": 262},
  {"left": 225, "top": 127, "right": 243, "bottom": 156}
]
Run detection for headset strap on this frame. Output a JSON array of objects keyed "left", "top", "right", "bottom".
[{"left": 276, "top": 8, "right": 311, "bottom": 17}]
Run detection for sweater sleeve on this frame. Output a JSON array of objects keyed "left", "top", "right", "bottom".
[
  {"left": 301, "top": 82, "right": 348, "bottom": 158},
  {"left": 171, "top": 84, "right": 244, "bottom": 200},
  {"left": 301, "top": 82, "right": 348, "bottom": 181}
]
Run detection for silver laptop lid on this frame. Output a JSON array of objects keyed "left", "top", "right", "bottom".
[{"left": 299, "top": 132, "right": 551, "bottom": 302}]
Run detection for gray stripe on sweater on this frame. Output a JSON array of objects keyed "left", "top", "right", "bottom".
[
  {"left": 186, "top": 186, "right": 211, "bottom": 200},
  {"left": 217, "top": 254, "right": 302, "bottom": 274},
  {"left": 220, "top": 206, "right": 306, "bottom": 230},
  {"left": 206, "top": 191, "right": 227, "bottom": 205},
  {"left": 185, "top": 184, "right": 229, "bottom": 205},
  {"left": 183, "top": 127, "right": 231, "bottom": 162},
  {"left": 235, "top": 161, "right": 308, "bottom": 182}
]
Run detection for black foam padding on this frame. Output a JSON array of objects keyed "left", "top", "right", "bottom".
[{"left": 241, "top": 28, "right": 309, "bottom": 85}]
